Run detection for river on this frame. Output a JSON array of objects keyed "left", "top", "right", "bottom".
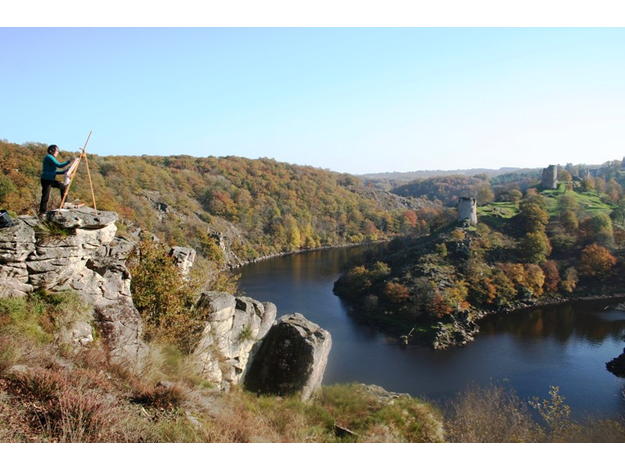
[{"left": 235, "top": 245, "right": 625, "bottom": 418}]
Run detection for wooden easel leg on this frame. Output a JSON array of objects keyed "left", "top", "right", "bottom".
[
  {"left": 58, "top": 158, "right": 81, "bottom": 210},
  {"left": 83, "top": 154, "right": 98, "bottom": 215}
]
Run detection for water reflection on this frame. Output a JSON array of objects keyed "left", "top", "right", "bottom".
[
  {"left": 479, "top": 301, "right": 625, "bottom": 344},
  {"left": 236, "top": 246, "right": 625, "bottom": 418}
]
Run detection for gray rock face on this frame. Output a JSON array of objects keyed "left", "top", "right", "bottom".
[
  {"left": 47, "top": 208, "right": 119, "bottom": 230},
  {"left": 192, "top": 291, "right": 277, "bottom": 389},
  {"left": 1, "top": 208, "right": 331, "bottom": 399},
  {"left": 0, "top": 208, "right": 147, "bottom": 369},
  {"left": 170, "top": 246, "right": 196, "bottom": 278},
  {"left": 244, "top": 313, "right": 332, "bottom": 401}
]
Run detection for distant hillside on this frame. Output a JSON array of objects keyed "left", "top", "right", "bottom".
[
  {"left": 359, "top": 167, "right": 525, "bottom": 180},
  {"left": 334, "top": 178, "right": 625, "bottom": 349},
  {"left": 388, "top": 171, "right": 544, "bottom": 207},
  {"left": 358, "top": 167, "right": 535, "bottom": 191},
  {"left": 0, "top": 140, "right": 440, "bottom": 267}
]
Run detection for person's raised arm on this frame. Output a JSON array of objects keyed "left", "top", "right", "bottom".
[{"left": 53, "top": 155, "right": 75, "bottom": 174}]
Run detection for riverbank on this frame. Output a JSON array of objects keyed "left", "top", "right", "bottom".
[
  {"left": 228, "top": 238, "right": 389, "bottom": 270},
  {"left": 457, "top": 293, "right": 625, "bottom": 350},
  {"left": 236, "top": 244, "right": 625, "bottom": 419},
  {"left": 493, "top": 293, "right": 625, "bottom": 316},
  {"left": 344, "top": 292, "right": 625, "bottom": 350}
]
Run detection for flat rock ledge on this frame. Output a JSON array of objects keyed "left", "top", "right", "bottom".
[{"left": 46, "top": 206, "right": 118, "bottom": 229}]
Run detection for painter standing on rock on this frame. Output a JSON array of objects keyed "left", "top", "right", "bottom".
[{"left": 39, "top": 144, "right": 75, "bottom": 215}]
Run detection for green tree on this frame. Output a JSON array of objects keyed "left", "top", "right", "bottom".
[
  {"left": 560, "top": 210, "right": 579, "bottom": 232},
  {"left": 476, "top": 183, "right": 495, "bottom": 205},
  {"left": 580, "top": 177, "right": 595, "bottom": 192},
  {"left": 518, "top": 200, "right": 549, "bottom": 233},
  {"left": 128, "top": 238, "right": 202, "bottom": 353},
  {"left": 584, "top": 213, "right": 614, "bottom": 247},
  {"left": 337, "top": 266, "right": 372, "bottom": 300},
  {"left": 490, "top": 269, "right": 518, "bottom": 306},
  {"left": 611, "top": 197, "right": 625, "bottom": 227},
  {"left": 0, "top": 174, "right": 16, "bottom": 204},
  {"left": 520, "top": 231, "right": 552, "bottom": 264},
  {"left": 558, "top": 193, "right": 579, "bottom": 215}
]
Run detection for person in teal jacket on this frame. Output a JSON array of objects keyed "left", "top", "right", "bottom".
[{"left": 39, "top": 144, "right": 75, "bottom": 215}]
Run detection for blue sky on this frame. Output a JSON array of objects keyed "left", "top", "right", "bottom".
[{"left": 1, "top": 27, "right": 624, "bottom": 174}]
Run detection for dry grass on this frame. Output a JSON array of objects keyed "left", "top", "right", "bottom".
[
  {"left": 444, "top": 383, "right": 543, "bottom": 442},
  {"left": 444, "top": 382, "right": 625, "bottom": 443},
  {"left": 1, "top": 293, "right": 623, "bottom": 443}
]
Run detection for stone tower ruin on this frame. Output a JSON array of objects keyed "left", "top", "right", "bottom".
[
  {"left": 542, "top": 165, "right": 558, "bottom": 189},
  {"left": 457, "top": 197, "right": 477, "bottom": 225}
]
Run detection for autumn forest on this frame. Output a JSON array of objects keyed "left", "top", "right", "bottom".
[{"left": 2, "top": 140, "right": 625, "bottom": 340}]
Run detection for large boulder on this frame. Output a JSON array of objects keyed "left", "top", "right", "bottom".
[
  {"left": 244, "top": 313, "right": 332, "bottom": 401},
  {"left": 192, "top": 291, "right": 277, "bottom": 388}
]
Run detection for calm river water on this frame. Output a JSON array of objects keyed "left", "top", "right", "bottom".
[{"left": 235, "top": 246, "right": 625, "bottom": 418}]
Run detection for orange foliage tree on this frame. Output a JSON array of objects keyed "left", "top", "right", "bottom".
[
  {"left": 579, "top": 243, "right": 617, "bottom": 279},
  {"left": 383, "top": 281, "right": 411, "bottom": 304}
]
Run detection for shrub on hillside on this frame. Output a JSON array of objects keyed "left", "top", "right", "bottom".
[{"left": 128, "top": 238, "right": 206, "bottom": 353}]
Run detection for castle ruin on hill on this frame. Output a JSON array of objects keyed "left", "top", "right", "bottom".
[
  {"left": 457, "top": 197, "right": 477, "bottom": 224},
  {"left": 542, "top": 164, "right": 558, "bottom": 189}
]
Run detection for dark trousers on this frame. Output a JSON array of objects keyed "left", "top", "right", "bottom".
[{"left": 40, "top": 179, "right": 67, "bottom": 214}]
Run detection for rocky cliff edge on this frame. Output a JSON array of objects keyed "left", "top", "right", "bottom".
[{"left": 0, "top": 207, "right": 331, "bottom": 400}]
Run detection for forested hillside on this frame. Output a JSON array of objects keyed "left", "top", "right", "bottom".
[
  {"left": 0, "top": 140, "right": 436, "bottom": 267},
  {"left": 335, "top": 160, "right": 625, "bottom": 347}
]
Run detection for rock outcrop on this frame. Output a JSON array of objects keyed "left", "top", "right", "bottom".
[
  {"left": 244, "top": 313, "right": 332, "bottom": 401},
  {"left": 190, "top": 294, "right": 333, "bottom": 400},
  {"left": 1, "top": 208, "right": 333, "bottom": 400},
  {"left": 169, "top": 246, "right": 196, "bottom": 278},
  {"left": 192, "top": 291, "right": 277, "bottom": 389},
  {"left": 432, "top": 318, "right": 479, "bottom": 350},
  {"left": 606, "top": 348, "right": 625, "bottom": 378},
  {"left": 0, "top": 207, "right": 148, "bottom": 369}
]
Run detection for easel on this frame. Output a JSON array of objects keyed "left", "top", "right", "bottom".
[{"left": 59, "top": 131, "right": 98, "bottom": 215}]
